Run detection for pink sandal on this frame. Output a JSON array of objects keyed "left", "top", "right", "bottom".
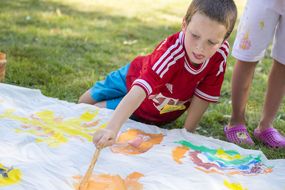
[
  {"left": 254, "top": 127, "right": 285, "bottom": 148},
  {"left": 224, "top": 124, "right": 254, "bottom": 145}
]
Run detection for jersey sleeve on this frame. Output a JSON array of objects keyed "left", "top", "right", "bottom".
[
  {"left": 194, "top": 41, "right": 230, "bottom": 102},
  {"left": 132, "top": 32, "right": 184, "bottom": 97}
]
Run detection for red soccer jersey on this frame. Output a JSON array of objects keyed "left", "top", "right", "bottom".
[{"left": 126, "top": 31, "right": 229, "bottom": 125}]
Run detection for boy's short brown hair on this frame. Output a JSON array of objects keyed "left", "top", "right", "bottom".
[{"left": 184, "top": 0, "right": 237, "bottom": 40}]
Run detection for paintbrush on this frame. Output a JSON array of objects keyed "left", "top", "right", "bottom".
[{"left": 78, "top": 148, "right": 101, "bottom": 190}]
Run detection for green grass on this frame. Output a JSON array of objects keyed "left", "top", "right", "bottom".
[{"left": 1, "top": 0, "right": 284, "bottom": 159}]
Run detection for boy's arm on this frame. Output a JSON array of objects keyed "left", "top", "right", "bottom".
[
  {"left": 94, "top": 85, "right": 146, "bottom": 148},
  {"left": 183, "top": 95, "right": 209, "bottom": 132}
]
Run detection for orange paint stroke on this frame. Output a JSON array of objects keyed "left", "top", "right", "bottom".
[
  {"left": 111, "top": 129, "right": 163, "bottom": 155},
  {"left": 74, "top": 172, "right": 144, "bottom": 190},
  {"left": 172, "top": 146, "right": 189, "bottom": 164}
]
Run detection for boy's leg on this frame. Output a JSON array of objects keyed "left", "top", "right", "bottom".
[
  {"left": 78, "top": 63, "right": 130, "bottom": 109},
  {"left": 78, "top": 89, "right": 97, "bottom": 104},
  {"left": 78, "top": 89, "right": 107, "bottom": 108},
  {"left": 254, "top": 60, "right": 285, "bottom": 148},
  {"left": 79, "top": 89, "right": 107, "bottom": 108}
]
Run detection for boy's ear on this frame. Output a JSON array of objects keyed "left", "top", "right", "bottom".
[{"left": 182, "top": 18, "right": 187, "bottom": 32}]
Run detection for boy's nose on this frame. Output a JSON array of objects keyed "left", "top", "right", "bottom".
[{"left": 195, "top": 42, "right": 205, "bottom": 52}]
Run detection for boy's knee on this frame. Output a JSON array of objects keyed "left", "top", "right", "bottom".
[
  {"left": 78, "top": 95, "right": 87, "bottom": 104},
  {"left": 78, "top": 91, "right": 96, "bottom": 104},
  {"left": 78, "top": 95, "right": 86, "bottom": 104}
]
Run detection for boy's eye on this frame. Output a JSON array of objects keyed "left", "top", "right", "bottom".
[
  {"left": 208, "top": 40, "right": 216, "bottom": 45},
  {"left": 191, "top": 33, "right": 199, "bottom": 39}
]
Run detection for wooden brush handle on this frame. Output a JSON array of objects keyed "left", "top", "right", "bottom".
[{"left": 78, "top": 148, "right": 101, "bottom": 190}]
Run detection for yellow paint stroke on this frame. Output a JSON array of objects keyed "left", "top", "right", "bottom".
[
  {"left": 259, "top": 20, "right": 265, "bottom": 29},
  {"left": 111, "top": 129, "right": 163, "bottom": 155},
  {"left": 160, "top": 104, "right": 186, "bottom": 114},
  {"left": 216, "top": 149, "right": 242, "bottom": 160},
  {"left": 80, "top": 111, "right": 98, "bottom": 121},
  {"left": 224, "top": 180, "right": 248, "bottom": 190},
  {"left": 0, "top": 109, "right": 106, "bottom": 147},
  {"left": 172, "top": 146, "right": 189, "bottom": 164},
  {"left": 74, "top": 172, "right": 144, "bottom": 190},
  {"left": 0, "top": 164, "right": 22, "bottom": 187},
  {"left": 239, "top": 32, "right": 251, "bottom": 50}
]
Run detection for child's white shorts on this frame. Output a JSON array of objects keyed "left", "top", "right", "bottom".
[{"left": 232, "top": 0, "right": 285, "bottom": 64}]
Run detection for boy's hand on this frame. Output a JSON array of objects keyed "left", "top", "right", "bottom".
[{"left": 93, "top": 128, "right": 117, "bottom": 148}]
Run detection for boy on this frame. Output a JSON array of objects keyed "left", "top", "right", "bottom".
[{"left": 79, "top": 0, "right": 237, "bottom": 148}]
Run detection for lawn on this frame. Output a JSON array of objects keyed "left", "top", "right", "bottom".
[{"left": 0, "top": 0, "right": 284, "bottom": 159}]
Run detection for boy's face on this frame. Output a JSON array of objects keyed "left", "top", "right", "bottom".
[{"left": 182, "top": 12, "right": 227, "bottom": 65}]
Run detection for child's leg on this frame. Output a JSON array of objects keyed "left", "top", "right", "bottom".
[
  {"left": 224, "top": 60, "right": 256, "bottom": 145},
  {"left": 253, "top": 12, "right": 285, "bottom": 148},
  {"left": 78, "top": 64, "right": 130, "bottom": 110},
  {"left": 79, "top": 89, "right": 107, "bottom": 108},
  {"left": 258, "top": 60, "right": 285, "bottom": 130},
  {"left": 254, "top": 59, "right": 285, "bottom": 148},
  {"left": 260, "top": 3, "right": 285, "bottom": 124},
  {"left": 78, "top": 89, "right": 113, "bottom": 108},
  {"left": 229, "top": 60, "right": 257, "bottom": 126},
  {"left": 78, "top": 89, "right": 98, "bottom": 104}
]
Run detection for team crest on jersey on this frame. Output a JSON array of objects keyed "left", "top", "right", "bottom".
[{"left": 150, "top": 93, "right": 187, "bottom": 114}]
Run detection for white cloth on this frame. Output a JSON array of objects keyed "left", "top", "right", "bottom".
[{"left": 0, "top": 83, "right": 285, "bottom": 190}]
